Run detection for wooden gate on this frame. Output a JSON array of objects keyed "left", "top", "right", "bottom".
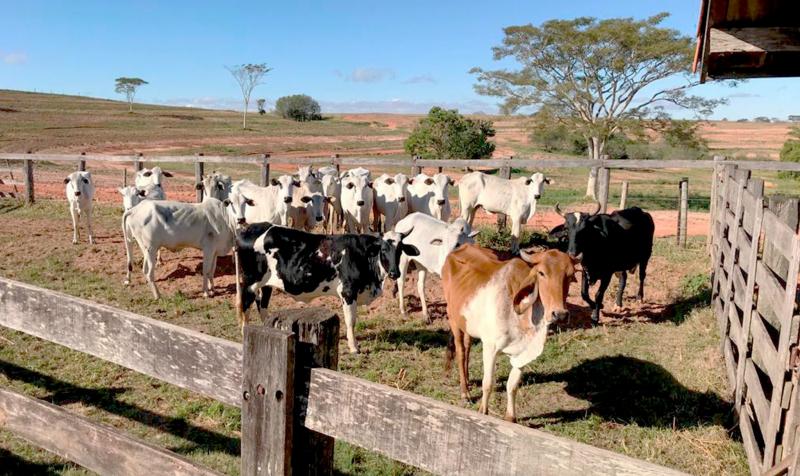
[{"left": 711, "top": 165, "right": 800, "bottom": 475}]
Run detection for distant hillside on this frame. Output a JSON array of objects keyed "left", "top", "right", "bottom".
[{"left": 0, "top": 90, "right": 791, "bottom": 159}]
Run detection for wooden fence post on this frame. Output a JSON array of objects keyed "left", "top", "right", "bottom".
[
  {"left": 497, "top": 158, "right": 512, "bottom": 229},
  {"left": 709, "top": 155, "right": 726, "bottom": 251},
  {"left": 79, "top": 152, "right": 86, "bottom": 172},
  {"left": 411, "top": 155, "right": 422, "bottom": 176},
  {"left": 596, "top": 156, "right": 610, "bottom": 213},
  {"left": 195, "top": 153, "right": 204, "bottom": 202},
  {"left": 264, "top": 307, "right": 339, "bottom": 476},
  {"left": 123, "top": 169, "right": 128, "bottom": 187},
  {"left": 678, "top": 177, "right": 689, "bottom": 247},
  {"left": 331, "top": 154, "right": 340, "bottom": 174},
  {"left": 260, "top": 154, "right": 271, "bottom": 187},
  {"left": 619, "top": 181, "right": 629, "bottom": 209},
  {"left": 24, "top": 151, "right": 34, "bottom": 205},
  {"left": 764, "top": 196, "right": 800, "bottom": 281},
  {"left": 242, "top": 325, "right": 296, "bottom": 476}
]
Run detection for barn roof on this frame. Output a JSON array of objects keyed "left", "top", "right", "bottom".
[{"left": 694, "top": 0, "right": 800, "bottom": 82}]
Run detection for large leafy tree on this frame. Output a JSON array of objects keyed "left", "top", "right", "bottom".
[
  {"left": 404, "top": 107, "right": 495, "bottom": 160},
  {"left": 471, "top": 13, "right": 725, "bottom": 197},
  {"left": 226, "top": 63, "right": 271, "bottom": 129},
  {"left": 275, "top": 94, "right": 322, "bottom": 121},
  {"left": 114, "top": 77, "right": 148, "bottom": 113}
]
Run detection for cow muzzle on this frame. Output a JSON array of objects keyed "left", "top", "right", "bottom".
[
  {"left": 552, "top": 310, "right": 569, "bottom": 321},
  {"left": 533, "top": 194, "right": 541, "bottom": 200},
  {"left": 436, "top": 199, "right": 446, "bottom": 206},
  {"left": 316, "top": 215, "right": 324, "bottom": 222},
  {"left": 283, "top": 196, "right": 292, "bottom": 203},
  {"left": 398, "top": 197, "right": 405, "bottom": 203},
  {"left": 74, "top": 191, "right": 81, "bottom": 196},
  {"left": 237, "top": 218, "right": 247, "bottom": 226},
  {"left": 356, "top": 200, "right": 365, "bottom": 206}
]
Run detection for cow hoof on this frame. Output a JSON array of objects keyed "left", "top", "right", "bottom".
[
  {"left": 123, "top": 280, "right": 130, "bottom": 286},
  {"left": 348, "top": 348, "right": 360, "bottom": 355},
  {"left": 88, "top": 238, "right": 95, "bottom": 245},
  {"left": 422, "top": 313, "right": 431, "bottom": 323},
  {"left": 504, "top": 414, "right": 517, "bottom": 423},
  {"left": 72, "top": 239, "right": 78, "bottom": 245}
]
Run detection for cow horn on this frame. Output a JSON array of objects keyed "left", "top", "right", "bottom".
[
  {"left": 519, "top": 248, "right": 536, "bottom": 263},
  {"left": 571, "top": 252, "right": 583, "bottom": 263},
  {"left": 399, "top": 226, "right": 414, "bottom": 239},
  {"left": 589, "top": 202, "right": 602, "bottom": 216},
  {"left": 554, "top": 202, "right": 566, "bottom": 218}
]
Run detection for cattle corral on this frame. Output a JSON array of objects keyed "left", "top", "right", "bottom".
[{"left": 1, "top": 153, "right": 800, "bottom": 475}]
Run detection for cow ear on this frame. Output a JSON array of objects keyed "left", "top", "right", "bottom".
[
  {"left": 246, "top": 198, "right": 255, "bottom": 206},
  {"left": 468, "top": 230, "right": 480, "bottom": 238},
  {"left": 162, "top": 171, "right": 173, "bottom": 178},
  {"left": 525, "top": 178, "right": 532, "bottom": 185},
  {"left": 300, "top": 196, "right": 312, "bottom": 203},
  {"left": 270, "top": 178, "right": 279, "bottom": 186},
  {"left": 429, "top": 238, "right": 443, "bottom": 246},
  {"left": 137, "top": 189, "right": 147, "bottom": 197},
  {"left": 367, "top": 181, "right": 374, "bottom": 188},
  {"left": 217, "top": 183, "right": 225, "bottom": 190},
  {"left": 293, "top": 180, "right": 301, "bottom": 187},
  {"left": 512, "top": 270, "right": 539, "bottom": 315},
  {"left": 195, "top": 183, "right": 203, "bottom": 190},
  {"left": 63, "top": 178, "right": 70, "bottom": 184},
  {"left": 408, "top": 178, "right": 414, "bottom": 185},
  {"left": 324, "top": 196, "right": 332, "bottom": 203},
  {"left": 544, "top": 177, "right": 553, "bottom": 184},
  {"left": 448, "top": 178, "right": 455, "bottom": 186},
  {"left": 402, "top": 243, "right": 420, "bottom": 257}
]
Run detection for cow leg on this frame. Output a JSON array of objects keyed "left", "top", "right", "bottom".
[
  {"left": 398, "top": 254, "right": 409, "bottom": 316},
  {"left": 478, "top": 343, "right": 498, "bottom": 415},
  {"left": 463, "top": 333, "right": 472, "bottom": 389},
  {"left": 69, "top": 205, "right": 80, "bottom": 244},
  {"left": 510, "top": 218, "right": 522, "bottom": 254},
  {"left": 504, "top": 366, "right": 523, "bottom": 423},
  {"left": 580, "top": 272, "right": 595, "bottom": 308},
  {"left": 201, "top": 250, "right": 215, "bottom": 298},
  {"left": 592, "top": 275, "right": 611, "bottom": 324},
  {"left": 417, "top": 269, "right": 430, "bottom": 322},
  {"left": 638, "top": 258, "right": 649, "bottom": 302},
  {"left": 144, "top": 247, "right": 160, "bottom": 299},
  {"left": 341, "top": 299, "right": 359, "bottom": 354},
  {"left": 256, "top": 286, "right": 273, "bottom": 324},
  {"left": 85, "top": 207, "right": 95, "bottom": 245},
  {"left": 615, "top": 271, "right": 627, "bottom": 309},
  {"left": 449, "top": 324, "right": 469, "bottom": 401}
]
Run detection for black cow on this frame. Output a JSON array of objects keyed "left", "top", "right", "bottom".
[
  {"left": 236, "top": 223, "right": 419, "bottom": 353},
  {"left": 553, "top": 204, "right": 654, "bottom": 324}
]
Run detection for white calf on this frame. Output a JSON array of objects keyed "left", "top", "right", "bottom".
[
  {"left": 408, "top": 173, "right": 453, "bottom": 222},
  {"left": 321, "top": 174, "right": 342, "bottom": 232},
  {"left": 340, "top": 173, "right": 373, "bottom": 233},
  {"left": 197, "top": 172, "right": 232, "bottom": 201},
  {"left": 134, "top": 166, "right": 173, "bottom": 200},
  {"left": 64, "top": 171, "right": 95, "bottom": 244},
  {"left": 372, "top": 173, "right": 410, "bottom": 232},
  {"left": 122, "top": 198, "right": 236, "bottom": 299},
  {"left": 118, "top": 186, "right": 146, "bottom": 211},
  {"left": 459, "top": 171, "right": 550, "bottom": 253},
  {"left": 395, "top": 213, "right": 478, "bottom": 321},
  {"left": 230, "top": 176, "right": 298, "bottom": 226},
  {"left": 289, "top": 183, "right": 328, "bottom": 231}
]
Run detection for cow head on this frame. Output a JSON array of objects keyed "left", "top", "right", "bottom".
[
  {"left": 64, "top": 171, "right": 93, "bottom": 200},
  {"left": 554, "top": 202, "right": 602, "bottom": 257},
  {"left": 524, "top": 172, "right": 551, "bottom": 200},
  {"left": 341, "top": 174, "right": 373, "bottom": 222},
  {"left": 299, "top": 192, "right": 328, "bottom": 225},
  {"left": 135, "top": 166, "right": 172, "bottom": 190},
  {"left": 225, "top": 189, "right": 255, "bottom": 227},
  {"left": 118, "top": 185, "right": 146, "bottom": 210},
  {"left": 270, "top": 175, "right": 300, "bottom": 205},
  {"left": 377, "top": 173, "right": 411, "bottom": 204},
  {"left": 514, "top": 249, "right": 579, "bottom": 322},
  {"left": 376, "top": 230, "right": 420, "bottom": 280},
  {"left": 430, "top": 218, "right": 480, "bottom": 254},
  {"left": 321, "top": 174, "right": 341, "bottom": 202},
  {"left": 198, "top": 172, "right": 232, "bottom": 201},
  {"left": 298, "top": 165, "right": 322, "bottom": 192}
]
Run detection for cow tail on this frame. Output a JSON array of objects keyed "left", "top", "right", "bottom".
[
  {"left": 121, "top": 209, "right": 134, "bottom": 278},
  {"left": 444, "top": 333, "right": 455, "bottom": 373}
]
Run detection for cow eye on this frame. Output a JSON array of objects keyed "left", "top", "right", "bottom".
[
  {"left": 246, "top": 199, "right": 255, "bottom": 206},
  {"left": 424, "top": 178, "right": 434, "bottom": 185},
  {"left": 346, "top": 183, "right": 355, "bottom": 189},
  {"left": 271, "top": 179, "right": 279, "bottom": 186},
  {"left": 143, "top": 171, "right": 152, "bottom": 177},
  {"left": 538, "top": 270, "right": 545, "bottom": 277},
  {"left": 82, "top": 178, "right": 89, "bottom": 184}
]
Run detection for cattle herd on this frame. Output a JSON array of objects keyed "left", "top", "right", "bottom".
[{"left": 61, "top": 164, "right": 655, "bottom": 421}]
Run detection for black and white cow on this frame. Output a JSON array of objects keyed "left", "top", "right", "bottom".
[{"left": 236, "top": 223, "right": 419, "bottom": 353}]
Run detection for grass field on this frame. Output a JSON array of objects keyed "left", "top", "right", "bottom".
[{"left": 0, "top": 199, "right": 747, "bottom": 475}]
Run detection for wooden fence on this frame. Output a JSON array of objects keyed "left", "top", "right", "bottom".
[
  {"left": 710, "top": 165, "right": 800, "bottom": 475},
  {"left": 0, "top": 277, "right": 688, "bottom": 475}
]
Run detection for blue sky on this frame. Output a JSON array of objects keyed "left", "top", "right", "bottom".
[{"left": 1, "top": 0, "right": 798, "bottom": 119}]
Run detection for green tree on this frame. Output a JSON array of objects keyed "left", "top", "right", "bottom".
[
  {"left": 256, "top": 98, "right": 267, "bottom": 115},
  {"left": 226, "top": 63, "right": 271, "bottom": 129},
  {"left": 471, "top": 14, "right": 725, "bottom": 197},
  {"left": 779, "top": 126, "right": 800, "bottom": 179},
  {"left": 114, "top": 77, "right": 148, "bottom": 113},
  {"left": 274, "top": 94, "right": 322, "bottom": 121},
  {"left": 404, "top": 107, "right": 495, "bottom": 160}
]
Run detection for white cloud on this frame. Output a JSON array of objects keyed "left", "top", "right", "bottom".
[
  {"left": 2, "top": 51, "right": 28, "bottom": 65},
  {"left": 335, "top": 67, "right": 396, "bottom": 83},
  {"left": 402, "top": 74, "right": 436, "bottom": 84}
]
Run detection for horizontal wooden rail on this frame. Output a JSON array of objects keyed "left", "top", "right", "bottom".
[
  {"left": 304, "top": 369, "right": 687, "bottom": 476},
  {"left": 4, "top": 152, "right": 800, "bottom": 172},
  {"left": 0, "top": 388, "right": 222, "bottom": 475},
  {"left": 0, "top": 278, "right": 242, "bottom": 407}
]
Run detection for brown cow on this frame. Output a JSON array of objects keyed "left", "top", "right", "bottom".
[{"left": 442, "top": 244, "right": 578, "bottom": 422}]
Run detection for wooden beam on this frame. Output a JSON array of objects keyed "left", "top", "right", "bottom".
[
  {"left": 0, "top": 388, "right": 222, "bottom": 476},
  {"left": 0, "top": 277, "right": 242, "bottom": 407},
  {"left": 707, "top": 27, "right": 800, "bottom": 79},
  {"left": 304, "top": 369, "right": 687, "bottom": 476}
]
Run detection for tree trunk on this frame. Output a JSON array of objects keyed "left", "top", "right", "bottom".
[
  {"left": 584, "top": 137, "right": 603, "bottom": 199},
  {"left": 242, "top": 102, "right": 248, "bottom": 129}
]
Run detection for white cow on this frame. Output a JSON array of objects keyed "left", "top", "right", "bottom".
[
  {"left": 408, "top": 173, "right": 453, "bottom": 222},
  {"left": 122, "top": 197, "right": 236, "bottom": 299},
  {"left": 197, "top": 172, "right": 232, "bottom": 201},
  {"left": 459, "top": 171, "right": 551, "bottom": 253},
  {"left": 340, "top": 170, "right": 373, "bottom": 233},
  {"left": 372, "top": 173, "right": 410, "bottom": 232},
  {"left": 64, "top": 171, "right": 95, "bottom": 244},
  {"left": 134, "top": 166, "right": 173, "bottom": 200},
  {"left": 230, "top": 176, "right": 298, "bottom": 226},
  {"left": 288, "top": 183, "right": 328, "bottom": 231},
  {"left": 118, "top": 186, "right": 146, "bottom": 211},
  {"left": 395, "top": 213, "right": 478, "bottom": 321},
  {"left": 321, "top": 173, "right": 342, "bottom": 233},
  {"left": 297, "top": 165, "right": 323, "bottom": 193}
]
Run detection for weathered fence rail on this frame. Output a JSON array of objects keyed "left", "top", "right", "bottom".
[
  {"left": 0, "top": 277, "right": 688, "bottom": 475},
  {"left": 710, "top": 165, "right": 800, "bottom": 476}
]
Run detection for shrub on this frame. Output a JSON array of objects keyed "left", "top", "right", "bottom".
[
  {"left": 275, "top": 94, "right": 322, "bottom": 121},
  {"left": 778, "top": 139, "right": 800, "bottom": 179},
  {"left": 404, "top": 107, "right": 495, "bottom": 160},
  {"left": 530, "top": 123, "right": 587, "bottom": 155}
]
